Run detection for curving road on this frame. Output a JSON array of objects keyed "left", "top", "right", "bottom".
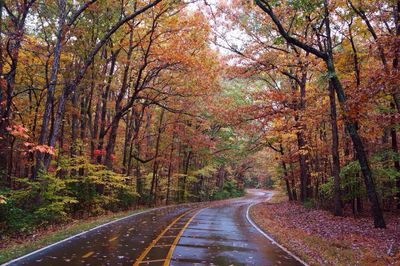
[{"left": 4, "top": 190, "right": 303, "bottom": 266}]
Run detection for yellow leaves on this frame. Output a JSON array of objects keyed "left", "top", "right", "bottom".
[
  {"left": 298, "top": 149, "right": 309, "bottom": 156},
  {"left": 310, "top": 171, "right": 319, "bottom": 178},
  {"left": 281, "top": 132, "right": 297, "bottom": 140},
  {"left": 0, "top": 195, "right": 6, "bottom": 204}
]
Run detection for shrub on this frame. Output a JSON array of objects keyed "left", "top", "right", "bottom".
[
  {"left": 0, "top": 172, "right": 76, "bottom": 235},
  {"left": 210, "top": 180, "right": 244, "bottom": 200}
]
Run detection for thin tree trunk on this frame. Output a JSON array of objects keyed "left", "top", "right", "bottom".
[
  {"left": 70, "top": 90, "right": 79, "bottom": 157},
  {"left": 329, "top": 82, "right": 343, "bottom": 216},
  {"left": 97, "top": 51, "right": 118, "bottom": 163},
  {"left": 392, "top": 103, "right": 400, "bottom": 208},
  {"left": 278, "top": 144, "right": 294, "bottom": 201},
  {"left": 150, "top": 110, "right": 164, "bottom": 204},
  {"left": 34, "top": 0, "right": 66, "bottom": 177},
  {"left": 166, "top": 134, "right": 175, "bottom": 205},
  {"left": 393, "top": 0, "right": 400, "bottom": 208},
  {"left": 36, "top": 0, "right": 163, "bottom": 172},
  {"left": 297, "top": 131, "right": 309, "bottom": 202}
]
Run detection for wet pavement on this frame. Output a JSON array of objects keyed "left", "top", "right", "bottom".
[
  {"left": 6, "top": 204, "right": 198, "bottom": 266},
  {"left": 170, "top": 191, "right": 301, "bottom": 266},
  {"left": 5, "top": 190, "right": 303, "bottom": 266}
]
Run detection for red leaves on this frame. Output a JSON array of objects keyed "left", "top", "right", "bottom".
[{"left": 93, "top": 149, "right": 106, "bottom": 156}]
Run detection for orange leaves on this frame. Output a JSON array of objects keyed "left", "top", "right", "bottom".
[
  {"left": 24, "top": 142, "right": 56, "bottom": 155},
  {"left": 6, "top": 124, "right": 30, "bottom": 139},
  {"left": 6, "top": 124, "right": 56, "bottom": 155},
  {"left": 31, "top": 144, "right": 56, "bottom": 155}
]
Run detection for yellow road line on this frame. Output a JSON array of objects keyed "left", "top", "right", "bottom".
[
  {"left": 82, "top": 251, "right": 94, "bottom": 258},
  {"left": 140, "top": 259, "right": 166, "bottom": 263},
  {"left": 108, "top": 236, "right": 118, "bottom": 242},
  {"left": 132, "top": 210, "right": 191, "bottom": 266},
  {"left": 163, "top": 210, "right": 201, "bottom": 266}
]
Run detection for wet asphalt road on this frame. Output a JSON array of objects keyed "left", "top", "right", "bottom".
[
  {"left": 5, "top": 190, "right": 302, "bottom": 266},
  {"left": 170, "top": 191, "right": 301, "bottom": 266}
]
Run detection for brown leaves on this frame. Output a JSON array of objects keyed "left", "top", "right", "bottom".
[{"left": 251, "top": 201, "right": 400, "bottom": 265}]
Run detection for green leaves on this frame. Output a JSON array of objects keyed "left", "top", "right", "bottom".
[
  {"left": 0, "top": 173, "right": 75, "bottom": 233},
  {"left": 339, "top": 150, "right": 400, "bottom": 201},
  {"left": 287, "top": 0, "right": 323, "bottom": 13},
  {"left": 273, "top": 36, "right": 285, "bottom": 45},
  {"left": 0, "top": 156, "right": 141, "bottom": 235}
]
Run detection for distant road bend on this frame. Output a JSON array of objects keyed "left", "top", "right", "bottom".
[{"left": 5, "top": 190, "right": 304, "bottom": 266}]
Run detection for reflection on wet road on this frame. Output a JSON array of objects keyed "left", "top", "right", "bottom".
[
  {"left": 170, "top": 192, "right": 301, "bottom": 265},
  {"left": 7, "top": 204, "right": 199, "bottom": 266},
  {"left": 5, "top": 190, "right": 303, "bottom": 266}
]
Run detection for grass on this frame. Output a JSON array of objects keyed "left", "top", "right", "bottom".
[{"left": 0, "top": 208, "right": 147, "bottom": 264}]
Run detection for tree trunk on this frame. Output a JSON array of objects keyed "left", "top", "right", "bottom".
[
  {"left": 279, "top": 144, "right": 293, "bottom": 201},
  {"left": 328, "top": 60, "right": 385, "bottom": 228},
  {"left": 255, "top": 0, "right": 386, "bottom": 228},
  {"left": 294, "top": 80, "right": 311, "bottom": 202},
  {"left": 166, "top": 134, "right": 175, "bottom": 205},
  {"left": 297, "top": 131, "right": 310, "bottom": 202},
  {"left": 70, "top": 91, "right": 79, "bottom": 157},
  {"left": 393, "top": 0, "right": 400, "bottom": 208},
  {"left": 105, "top": 30, "right": 136, "bottom": 169},
  {"left": 391, "top": 107, "right": 400, "bottom": 208},
  {"left": 150, "top": 109, "right": 164, "bottom": 204},
  {"left": 329, "top": 82, "right": 343, "bottom": 216},
  {"left": 105, "top": 118, "right": 120, "bottom": 169},
  {"left": 284, "top": 177, "right": 293, "bottom": 201},
  {"left": 42, "top": 85, "right": 68, "bottom": 169},
  {"left": 34, "top": 0, "right": 66, "bottom": 177},
  {"left": 324, "top": 0, "right": 385, "bottom": 228},
  {"left": 97, "top": 50, "right": 118, "bottom": 164}
]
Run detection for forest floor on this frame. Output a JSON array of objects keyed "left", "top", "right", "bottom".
[{"left": 250, "top": 191, "right": 400, "bottom": 266}]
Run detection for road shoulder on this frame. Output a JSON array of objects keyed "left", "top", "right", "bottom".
[{"left": 249, "top": 191, "right": 400, "bottom": 265}]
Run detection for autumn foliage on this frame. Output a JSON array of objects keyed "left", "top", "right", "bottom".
[
  {"left": 0, "top": 0, "right": 399, "bottom": 243},
  {"left": 0, "top": 0, "right": 249, "bottom": 236},
  {"left": 209, "top": 0, "right": 400, "bottom": 229}
]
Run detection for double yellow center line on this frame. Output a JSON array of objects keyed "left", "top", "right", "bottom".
[
  {"left": 133, "top": 209, "right": 201, "bottom": 266},
  {"left": 163, "top": 210, "right": 200, "bottom": 265}
]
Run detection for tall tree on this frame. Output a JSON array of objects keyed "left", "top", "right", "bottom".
[{"left": 255, "top": 0, "right": 385, "bottom": 228}]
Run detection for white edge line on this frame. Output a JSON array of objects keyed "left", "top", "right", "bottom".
[
  {"left": 4, "top": 197, "right": 308, "bottom": 266},
  {"left": 245, "top": 195, "right": 309, "bottom": 266},
  {"left": 2, "top": 205, "right": 177, "bottom": 266}
]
